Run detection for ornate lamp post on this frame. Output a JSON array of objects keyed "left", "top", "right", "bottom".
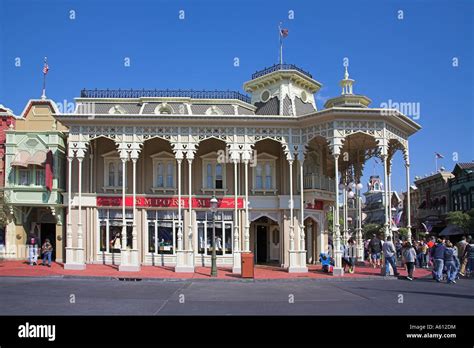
[{"left": 210, "top": 195, "right": 218, "bottom": 277}]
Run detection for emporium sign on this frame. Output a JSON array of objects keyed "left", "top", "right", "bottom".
[{"left": 97, "top": 196, "right": 244, "bottom": 209}]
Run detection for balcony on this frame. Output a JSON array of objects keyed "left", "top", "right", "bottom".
[
  {"left": 251, "top": 64, "right": 313, "bottom": 80},
  {"left": 303, "top": 174, "right": 335, "bottom": 192}
]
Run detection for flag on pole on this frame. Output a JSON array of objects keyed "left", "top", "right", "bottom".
[
  {"left": 435, "top": 152, "right": 444, "bottom": 159},
  {"left": 278, "top": 22, "right": 289, "bottom": 65},
  {"left": 280, "top": 27, "right": 289, "bottom": 38},
  {"left": 43, "top": 58, "right": 49, "bottom": 75}
]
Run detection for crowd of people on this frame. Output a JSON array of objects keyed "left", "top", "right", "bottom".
[{"left": 364, "top": 234, "right": 474, "bottom": 282}]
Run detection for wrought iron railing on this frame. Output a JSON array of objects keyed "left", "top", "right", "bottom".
[
  {"left": 80, "top": 89, "right": 251, "bottom": 103},
  {"left": 251, "top": 63, "right": 313, "bottom": 80},
  {"left": 303, "top": 174, "right": 335, "bottom": 192}
]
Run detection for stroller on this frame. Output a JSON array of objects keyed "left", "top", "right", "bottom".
[{"left": 319, "top": 252, "right": 334, "bottom": 273}]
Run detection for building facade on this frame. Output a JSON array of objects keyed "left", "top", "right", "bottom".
[
  {"left": 449, "top": 162, "right": 474, "bottom": 213},
  {"left": 413, "top": 170, "right": 454, "bottom": 234},
  {"left": 52, "top": 63, "right": 420, "bottom": 274},
  {"left": 0, "top": 105, "right": 16, "bottom": 251},
  {"left": 2, "top": 100, "right": 67, "bottom": 262}
]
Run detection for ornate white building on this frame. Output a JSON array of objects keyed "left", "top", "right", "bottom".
[{"left": 55, "top": 63, "right": 421, "bottom": 275}]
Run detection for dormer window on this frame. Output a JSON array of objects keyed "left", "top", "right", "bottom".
[
  {"left": 108, "top": 105, "right": 126, "bottom": 114},
  {"left": 154, "top": 103, "right": 173, "bottom": 115}
]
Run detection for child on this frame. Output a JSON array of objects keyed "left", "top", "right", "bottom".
[{"left": 319, "top": 252, "right": 333, "bottom": 273}]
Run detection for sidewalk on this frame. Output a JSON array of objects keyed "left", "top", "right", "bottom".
[{"left": 0, "top": 260, "right": 433, "bottom": 281}]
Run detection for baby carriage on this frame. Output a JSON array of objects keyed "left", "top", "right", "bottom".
[{"left": 319, "top": 252, "right": 334, "bottom": 273}]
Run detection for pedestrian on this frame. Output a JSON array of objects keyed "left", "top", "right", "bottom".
[
  {"left": 430, "top": 238, "right": 446, "bottom": 282},
  {"left": 416, "top": 240, "right": 426, "bottom": 268},
  {"left": 369, "top": 234, "right": 383, "bottom": 268},
  {"left": 444, "top": 241, "right": 458, "bottom": 284},
  {"left": 457, "top": 236, "right": 468, "bottom": 276},
  {"left": 382, "top": 236, "right": 400, "bottom": 276},
  {"left": 27, "top": 235, "right": 39, "bottom": 266},
  {"left": 41, "top": 239, "right": 53, "bottom": 267},
  {"left": 342, "top": 238, "right": 356, "bottom": 274},
  {"left": 422, "top": 240, "right": 430, "bottom": 268},
  {"left": 403, "top": 241, "right": 417, "bottom": 281},
  {"left": 462, "top": 236, "right": 474, "bottom": 278}
]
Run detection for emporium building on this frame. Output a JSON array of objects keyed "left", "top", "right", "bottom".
[{"left": 25, "top": 63, "right": 420, "bottom": 274}]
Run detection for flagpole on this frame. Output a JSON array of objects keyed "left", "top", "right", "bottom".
[
  {"left": 279, "top": 22, "right": 283, "bottom": 65},
  {"left": 41, "top": 57, "right": 47, "bottom": 100}
]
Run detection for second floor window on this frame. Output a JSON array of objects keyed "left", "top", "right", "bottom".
[
  {"left": 205, "top": 162, "right": 223, "bottom": 189},
  {"left": 17, "top": 169, "right": 30, "bottom": 186},
  {"left": 155, "top": 160, "right": 174, "bottom": 188},
  {"left": 255, "top": 162, "right": 273, "bottom": 190},
  {"left": 35, "top": 167, "right": 45, "bottom": 186},
  {"left": 106, "top": 160, "right": 123, "bottom": 187}
]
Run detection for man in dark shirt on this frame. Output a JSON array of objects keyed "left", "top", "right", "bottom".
[{"left": 369, "top": 234, "right": 383, "bottom": 268}]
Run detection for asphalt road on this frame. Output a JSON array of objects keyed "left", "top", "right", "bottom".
[{"left": 0, "top": 276, "right": 473, "bottom": 315}]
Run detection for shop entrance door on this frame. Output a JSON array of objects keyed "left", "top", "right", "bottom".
[
  {"left": 256, "top": 225, "right": 268, "bottom": 263},
  {"left": 40, "top": 223, "right": 56, "bottom": 260}
]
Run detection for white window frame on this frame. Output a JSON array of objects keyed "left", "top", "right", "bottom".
[
  {"left": 102, "top": 151, "right": 124, "bottom": 193},
  {"left": 197, "top": 211, "right": 234, "bottom": 256},
  {"left": 150, "top": 151, "right": 176, "bottom": 193},
  {"left": 252, "top": 152, "right": 277, "bottom": 195},
  {"left": 97, "top": 209, "right": 133, "bottom": 254},
  {"left": 201, "top": 151, "right": 227, "bottom": 193},
  {"left": 146, "top": 211, "right": 181, "bottom": 255}
]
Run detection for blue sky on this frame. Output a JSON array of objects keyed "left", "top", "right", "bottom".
[{"left": 0, "top": 0, "right": 473, "bottom": 194}]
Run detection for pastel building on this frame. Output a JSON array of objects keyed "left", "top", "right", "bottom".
[
  {"left": 2, "top": 100, "right": 67, "bottom": 262},
  {"left": 54, "top": 63, "right": 421, "bottom": 275}
]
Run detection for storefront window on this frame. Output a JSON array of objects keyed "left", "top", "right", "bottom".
[
  {"left": 147, "top": 210, "right": 182, "bottom": 254},
  {"left": 197, "top": 211, "right": 233, "bottom": 256},
  {"left": 98, "top": 209, "right": 132, "bottom": 253}
]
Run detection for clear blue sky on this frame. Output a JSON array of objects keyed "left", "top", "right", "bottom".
[{"left": 0, "top": 0, "right": 473, "bottom": 194}]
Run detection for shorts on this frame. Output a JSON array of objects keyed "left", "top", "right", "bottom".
[{"left": 371, "top": 252, "right": 381, "bottom": 260}]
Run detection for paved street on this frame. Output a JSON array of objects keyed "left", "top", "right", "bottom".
[{"left": 0, "top": 276, "right": 473, "bottom": 315}]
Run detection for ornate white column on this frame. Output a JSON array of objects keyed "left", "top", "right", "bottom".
[
  {"left": 388, "top": 159, "right": 393, "bottom": 239},
  {"left": 342, "top": 182, "right": 347, "bottom": 244},
  {"left": 355, "top": 186, "right": 364, "bottom": 262},
  {"left": 129, "top": 152, "right": 140, "bottom": 271},
  {"left": 76, "top": 155, "right": 84, "bottom": 263},
  {"left": 243, "top": 152, "right": 250, "bottom": 252},
  {"left": 118, "top": 153, "right": 130, "bottom": 270},
  {"left": 331, "top": 142, "right": 344, "bottom": 276},
  {"left": 382, "top": 154, "right": 390, "bottom": 239},
  {"left": 175, "top": 147, "right": 193, "bottom": 272},
  {"left": 232, "top": 156, "right": 241, "bottom": 273},
  {"left": 404, "top": 148, "right": 412, "bottom": 241},
  {"left": 64, "top": 154, "right": 80, "bottom": 269},
  {"left": 295, "top": 155, "right": 308, "bottom": 272}
]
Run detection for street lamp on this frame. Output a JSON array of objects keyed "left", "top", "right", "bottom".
[{"left": 209, "top": 195, "right": 218, "bottom": 277}]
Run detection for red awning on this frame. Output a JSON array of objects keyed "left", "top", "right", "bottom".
[{"left": 11, "top": 150, "right": 31, "bottom": 167}]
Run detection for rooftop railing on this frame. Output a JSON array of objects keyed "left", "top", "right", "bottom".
[
  {"left": 251, "top": 63, "right": 313, "bottom": 80},
  {"left": 80, "top": 89, "right": 251, "bottom": 103}
]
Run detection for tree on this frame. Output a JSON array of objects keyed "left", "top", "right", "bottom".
[
  {"left": 362, "top": 223, "right": 383, "bottom": 240},
  {"left": 446, "top": 211, "right": 471, "bottom": 234},
  {"left": 397, "top": 227, "right": 409, "bottom": 241},
  {"left": 326, "top": 210, "right": 343, "bottom": 234}
]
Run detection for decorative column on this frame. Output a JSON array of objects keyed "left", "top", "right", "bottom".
[
  {"left": 243, "top": 152, "right": 250, "bottom": 252},
  {"left": 342, "top": 181, "right": 347, "bottom": 244},
  {"left": 232, "top": 156, "right": 241, "bottom": 273},
  {"left": 405, "top": 149, "right": 412, "bottom": 242},
  {"left": 388, "top": 159, "right": 393, "bottom": 239},
  {"left": 294, "top": 155, "right": 308, "bottom": 272},
  {"left": 382, "top": 154, "right": 390, "bottom": 239},
  {"left": 332, "top": 145, "right": 344, "bottom": 276},
  {"left": 174, "top": 147, "right": 194, "bottom": 273},
  {"left": 76, "top": 155, "right": 84, "bottom": 264},
  {"left": 64, "top": 155, "right": 79, "bottom": 269},
  {"left": 118, "top": 153, "right": 130, "bottom": 271},
  {"left": 128, "top": 149, "right": 140, "bottom": 271},
  {"left": 355, "top": 185, "right": 364, "bottom": 263}
]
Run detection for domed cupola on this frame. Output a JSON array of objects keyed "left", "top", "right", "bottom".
[
  {"left": 324, "top": 65, "right": 371, "bottom": 108},
  {"left": 243, "top": 64, "right": 322, "bottom": 116}
]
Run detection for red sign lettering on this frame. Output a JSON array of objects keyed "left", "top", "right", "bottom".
[{"left": 96, "top": 196, "right": 244, "bottom": 209}]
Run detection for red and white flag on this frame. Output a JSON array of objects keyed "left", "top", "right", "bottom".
[
  {"left": 280, "top": 28, "right": 289, "bottom": 38},
  {"left": 43, "top": 62, "right": 49, "bottom": 75}
]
